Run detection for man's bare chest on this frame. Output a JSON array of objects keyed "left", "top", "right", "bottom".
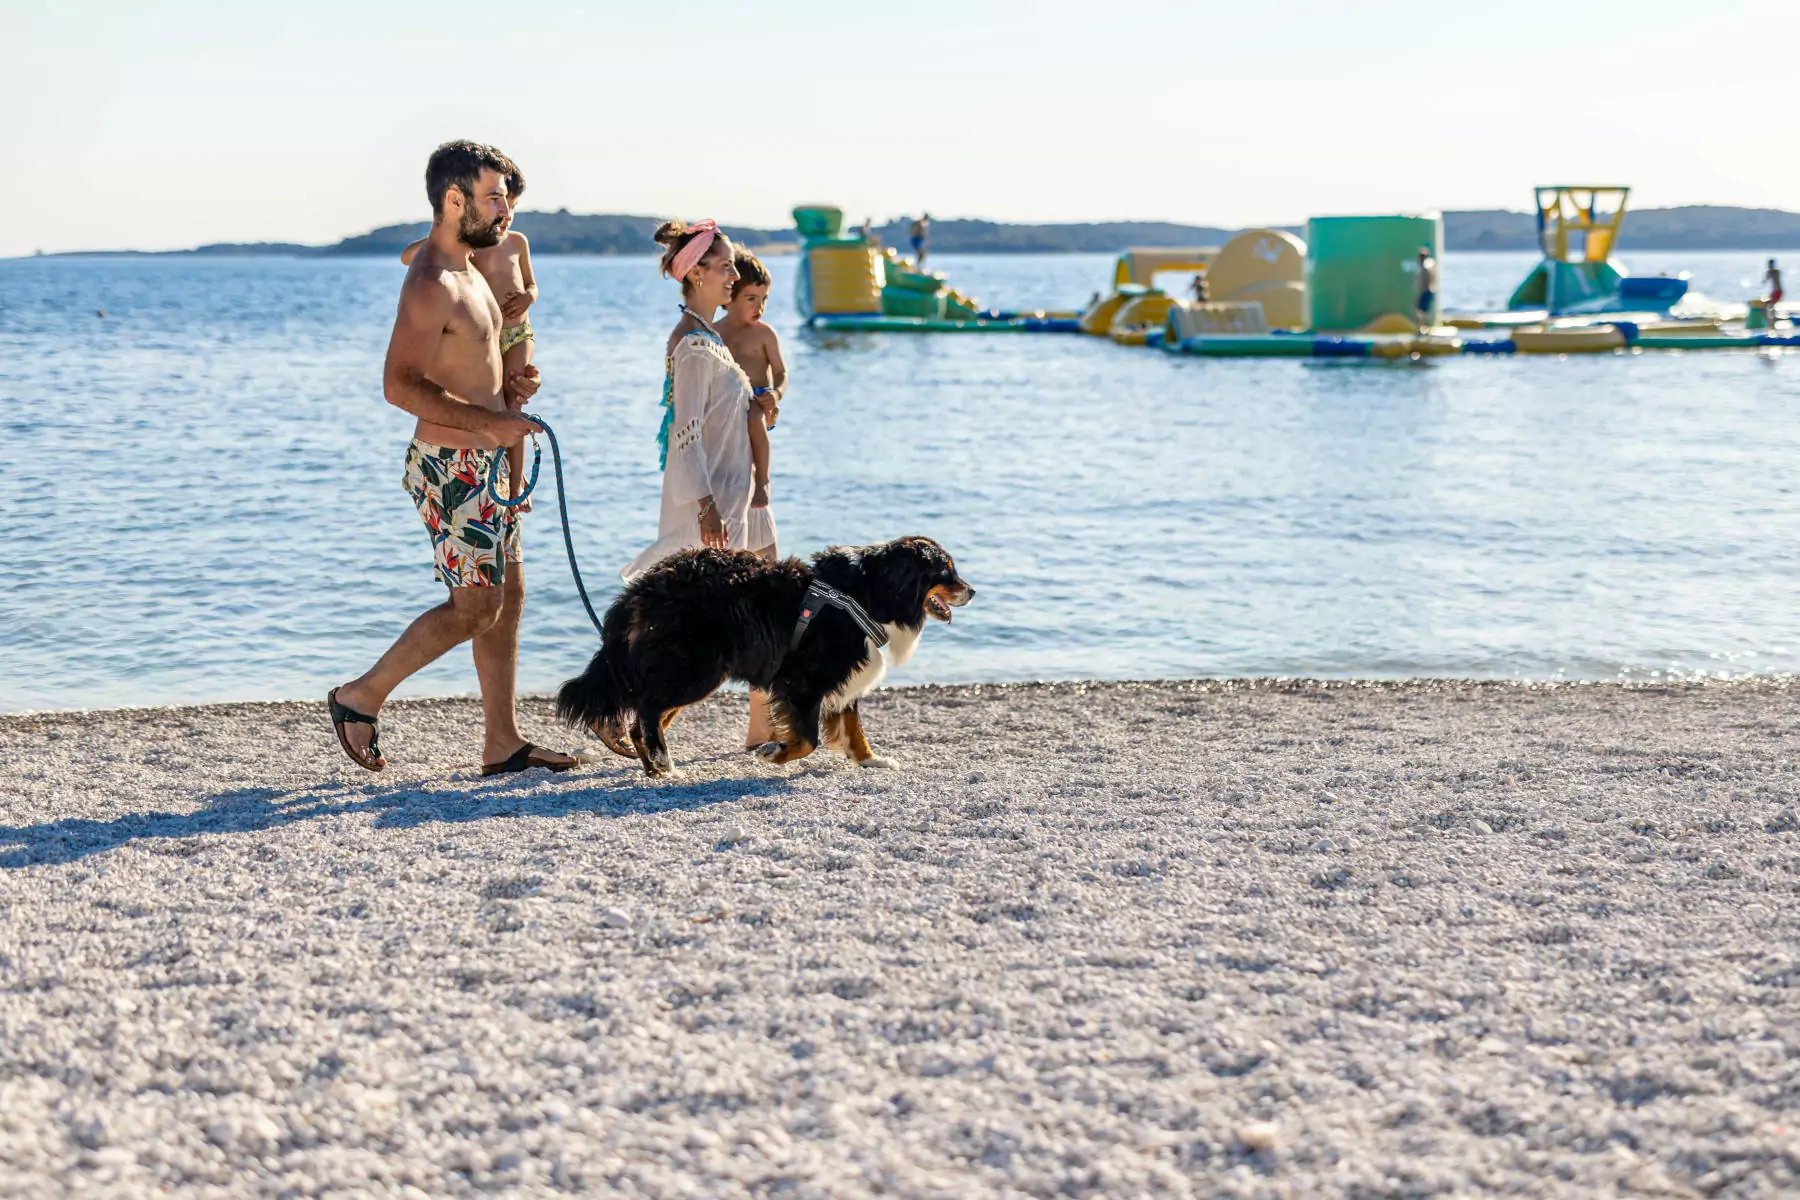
[{"left": 445, "top": 276, "right": 502, "bottom": 345}]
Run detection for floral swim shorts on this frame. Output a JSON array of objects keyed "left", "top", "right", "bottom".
[{"left": 403, "top": 439, "right": 522, "bottom": 588}]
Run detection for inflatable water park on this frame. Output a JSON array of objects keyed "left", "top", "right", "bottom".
[
  {"left": 792, "top": 206, "right": 1080, "bottom": 333},
  {"left": 793, "top": 188, "right": 1795, "bottom": 357}
]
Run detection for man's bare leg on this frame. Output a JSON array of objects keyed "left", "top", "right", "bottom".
[
  {"left": 335, "top": 587, "right": 504, "bottom": 766},
  {"left": 471, "top": 562, "right": 575, "bottom": 768}
]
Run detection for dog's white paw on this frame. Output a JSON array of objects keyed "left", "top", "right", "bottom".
[
  {"left": 858, "top": 755, "right": 897, "bottom": 769},
  {"left": 754, "top": 741, "right": 784, "bottom": 762}
]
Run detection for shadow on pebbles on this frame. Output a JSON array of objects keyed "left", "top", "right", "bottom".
[{"left": 2, "top": 679, "right": 1800, "bottom": 1197}]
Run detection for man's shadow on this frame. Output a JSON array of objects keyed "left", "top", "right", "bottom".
[{"left": 0, "top": 759, "right": 796, "bottom": 869}]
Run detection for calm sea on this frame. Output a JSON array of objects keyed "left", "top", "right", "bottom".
[{"left": 4, "top": 249, "right": 1798, "bottom": 713}]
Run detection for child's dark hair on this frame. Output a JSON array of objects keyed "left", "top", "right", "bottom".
[
  {"left": 731, "top": 249, "right": 771, "bottom": 297},
  {"left": 504, "top": 160, "right": 526, "bottom": 204},
  {"left": 654, "top": 221, "right": 720, "bottom": 279}
]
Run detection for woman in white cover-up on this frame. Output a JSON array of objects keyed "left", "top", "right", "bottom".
[
  {"left": 623, "top": 218, "right": 778, "bottom": 746},
  {"left": 623, "top": 219, "right": 775, "bottom": 580}
]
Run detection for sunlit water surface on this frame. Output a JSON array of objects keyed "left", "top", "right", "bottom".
[{"left": 4, "top": 249, "right": 1798, "bottom": 711}]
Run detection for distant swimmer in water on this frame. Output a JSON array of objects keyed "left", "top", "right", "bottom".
[
  {"left": 910, "top": 213, "right": 931, "bottom": 268},
  {"left": 1415, "top": 246, "right": 1437, "bottom": 333}
]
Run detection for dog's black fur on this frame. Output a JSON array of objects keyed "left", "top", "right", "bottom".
[{"left": 556, "top": 536, "right": 973, "bottom": 776}]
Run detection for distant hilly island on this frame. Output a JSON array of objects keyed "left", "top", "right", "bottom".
[{"left": 41, "top": 206, "right": 1800, "bottom": 258}]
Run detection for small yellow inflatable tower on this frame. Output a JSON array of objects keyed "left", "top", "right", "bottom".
[
  {"left": 1205, "top": 230, "right": 1307, "bottom": 330},
  {"left": 808, "top": 242, "right": 883, "bottom": 314}
]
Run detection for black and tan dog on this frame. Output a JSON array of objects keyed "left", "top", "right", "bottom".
[{"left": 556, "top": 536, "right": 973, "bottom": 777}]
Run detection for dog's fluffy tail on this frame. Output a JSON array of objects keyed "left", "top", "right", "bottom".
[{"left": 555, "top": 644, "right": 632, "bottom": 730}]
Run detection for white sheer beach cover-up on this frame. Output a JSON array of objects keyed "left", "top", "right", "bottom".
[{"left": 623, "top": 331, "right": 770, "bottom": 579}]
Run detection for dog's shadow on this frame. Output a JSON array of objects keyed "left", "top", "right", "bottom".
[{"left": 0, "top": 759, "right": 804, "bottom": 869}]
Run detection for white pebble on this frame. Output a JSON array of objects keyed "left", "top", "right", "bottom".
[
  {"left": 602, "top": 907, "right": 631, "bottom": 928},
  {"left": 1235, "top": 1121, "right": 1281, "bottom": 1151}
]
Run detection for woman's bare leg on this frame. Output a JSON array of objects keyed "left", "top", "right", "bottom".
[
  {"left": 745, "top": 689, "right": 774, "bottom": 749},
  {"left": 744, "top": 541, "right": 780, "bottom": 748}
]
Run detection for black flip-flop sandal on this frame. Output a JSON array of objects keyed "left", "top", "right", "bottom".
[
  {"left": 328, "top": 687, "right": 384, "bottom": 771},
  {"left": 482, "top": 742, "right": 581, "bottom": 777}
]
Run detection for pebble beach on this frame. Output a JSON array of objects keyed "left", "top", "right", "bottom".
[{"left": 3, "top": 679, "right": 1799, "bottom": 1197}]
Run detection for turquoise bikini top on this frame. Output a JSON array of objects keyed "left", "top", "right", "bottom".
[{"left": 657, "top": 305, "right": 725, "bottom": 470}]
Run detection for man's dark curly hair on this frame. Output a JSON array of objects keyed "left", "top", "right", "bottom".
[{"left": 425, "top": 140, "right": 514, "bottom": 218}]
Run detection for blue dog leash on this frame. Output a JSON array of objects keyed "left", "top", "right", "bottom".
[
  {"left": 488, "top": 411, "right": 833, "bottom": 653},
  {"left": 485, "top": 417, "right": 604, "bottom": 635},
  {"left": 486, "top": 431, "right": 542, "bottom": 509}
]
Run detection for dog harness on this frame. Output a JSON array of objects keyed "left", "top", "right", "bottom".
[{"left": 789, "top": 580, "right": 889, "bottom": 654}]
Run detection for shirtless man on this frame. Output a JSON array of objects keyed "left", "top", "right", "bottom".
[
  {"left": 329, "top": 140, "right": 576, "bottom": 777},
  {"left": 401, "top": 166, "right": 537, "bottom": 500}
]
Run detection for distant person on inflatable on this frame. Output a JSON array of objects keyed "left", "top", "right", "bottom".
[
  {"left": 1190, "top": 273, "right": 1209, "bottom": 304},
  {"left": 1415, "top": 246, "right": 1437, "bottom": 333},
  {"left": 910, "top": 213, "right": 931, "bottom": 268},
  {"left": 1765, "top": 259, "right": 1784, "bottom": 309}
]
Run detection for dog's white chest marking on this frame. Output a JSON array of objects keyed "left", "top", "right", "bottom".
[
  {"left": 883, "top": 622, "right": 922, "bottom": 667},
  {"left": 823, "top": 642, "right": 887, "bottom": 714},
  {"left": 822, "top": 624, "right": 921, "bottom": 714}
]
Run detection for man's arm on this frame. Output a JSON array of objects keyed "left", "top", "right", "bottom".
[{"left": 382, "top": 275, "right": 523, "bottom": 438}]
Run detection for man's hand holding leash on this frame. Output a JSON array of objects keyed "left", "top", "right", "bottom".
[{"left": 483, "top": 407, "right": 540, "bottom": 445}]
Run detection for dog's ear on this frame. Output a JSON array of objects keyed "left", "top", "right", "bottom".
[{"left": 858, "top": 540, "right": 920, "bottom": 596}]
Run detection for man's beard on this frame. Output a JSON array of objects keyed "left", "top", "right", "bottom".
[{"left": 459, "top": 209, "right": 505, "bottom": 249}]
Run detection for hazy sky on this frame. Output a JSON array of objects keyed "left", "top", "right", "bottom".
[{"left": 6, "top": 0, "right": 1794, "bottom": 255}]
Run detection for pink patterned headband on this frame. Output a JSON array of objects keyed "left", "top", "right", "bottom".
[{"left": 668, "top": 219, "right": 720, "bottom": 284}]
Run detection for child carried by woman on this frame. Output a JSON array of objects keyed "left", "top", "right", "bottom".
[{"left": 714, "top": 249, "right": 787, "bottom": 558}]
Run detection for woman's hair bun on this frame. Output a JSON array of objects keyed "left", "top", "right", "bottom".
[{"left": 652, "top": 220, "right": 686, "bottom": 246}]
